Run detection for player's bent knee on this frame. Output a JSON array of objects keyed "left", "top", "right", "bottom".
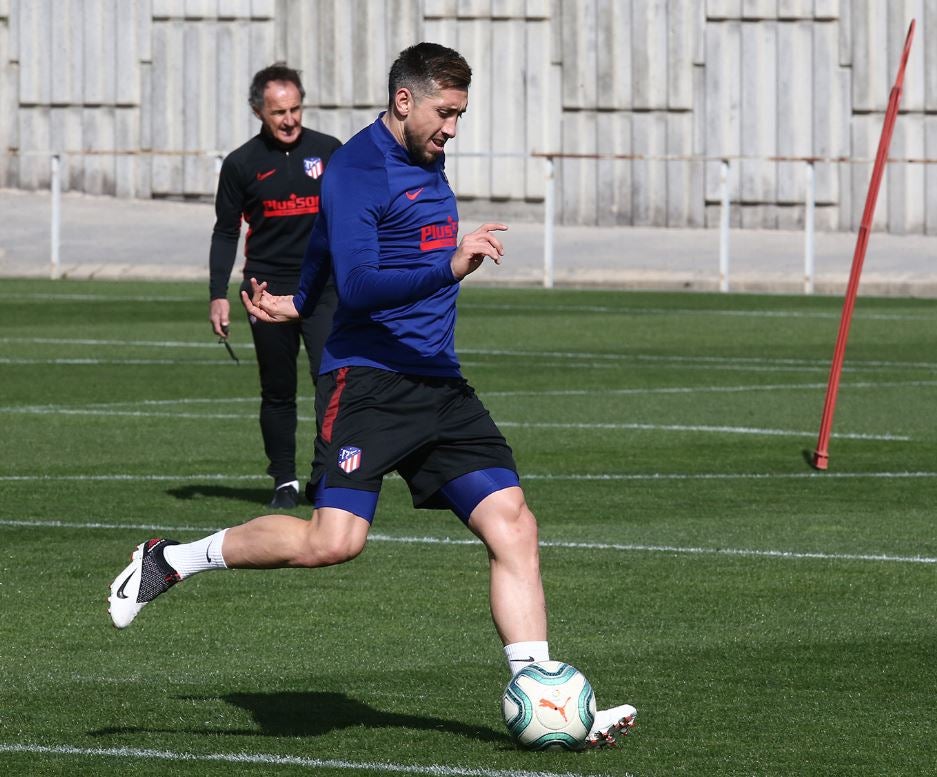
[
  {"left": 313, "top": 539, "right": 365, "bottom": 567},
  {"left": 470, "top": 489, "right": 539, "bottom": 551},
  {"left": 295, "top": 532, "right": 366, "bottom": 567},
  {"left": 294, "top": 509, "right": 369, "bottom": 567},
  {"left": 507, "top": 506, "right": 539, "bottom": 548}
]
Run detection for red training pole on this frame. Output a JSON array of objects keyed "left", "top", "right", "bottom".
[{"left": 811, "top": 19, "right": 915, "bottom": 471}]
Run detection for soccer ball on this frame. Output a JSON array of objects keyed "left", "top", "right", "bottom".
[{"left": 501, "top": 661, "right": 596, "bottom": 750}]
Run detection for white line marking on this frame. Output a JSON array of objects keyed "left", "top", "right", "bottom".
[
  {"left": 1, "top": 352, "right": 933, "bottom": 375},
  {"left": 483, "top": 379, "right": 937, "bottom": 397},
  {"left": 3, "top": 517, "right": 935, "bottom": 565},
  {"left": 4, "top": 337, "right": 937, "bottom": 372},
  {"left": 521, "top": 470, "right": 937, "bottom": 481},
  {"left": 1, "top": 518, "right": 216, "bottom": 531},
  {"left": 459, "top": 348, "right": 937, "bottom": 372},
  {"left": 11, "top": 292, "right": 200, "bottom": 302},
  {"left": 2, "top": 470, "right": 936, "bottom": 484},
  {"left": 12, "top": 293, "right": 934, "bottom": 323},
  {"left": 68, "top": 379, "right": 937, "bottom": 406},
  {"left": 0, "top": 473, "right": 267, "bottom": 483},
  {"left": 367, "top": 534, "right": 937, "bottom": 566},
  {"left": 0, "top": 407, "right": 269, "bottom": 420},
  {"left": 99, "top": 397, "right": 260, "bottom": 406},
  {"left": 459, "top": 301, "right": 937, "bottom": 322},
  {"left": 0, "top": 337, "right": 223, "bottom": 349},
  {"left": 0, "top": 743, "right": 599, "bottom": 777},
  {"left": 0, "top": 357, "right": 235, "bottom": 366},
  {"left": 496, "top": 421, "right": 907, "bottom": 441},
  {"left": 3, "top": 378, "right": 931, "bottom": 407},
  {"left": 0, "top": 405, "right": 907, "bottom": 440}
]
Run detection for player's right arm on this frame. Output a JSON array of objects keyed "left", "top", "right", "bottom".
[
  {"left": 208, "top": 155, "right": 243, "bottom": 338},
  {"left": 244, "top": 182, "right": 334, "bottom": 324},
  {"left": 240, "top": 278, "right": 299, "bottom": 322}
]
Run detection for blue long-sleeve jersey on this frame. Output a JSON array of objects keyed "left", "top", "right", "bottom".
[{"left": 293, "top": 115, "right": 463, "bottom": 378}]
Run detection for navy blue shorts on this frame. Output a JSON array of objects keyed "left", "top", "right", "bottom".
[{"left": 306, "top": 367, "right": 518, "bottom": 521}]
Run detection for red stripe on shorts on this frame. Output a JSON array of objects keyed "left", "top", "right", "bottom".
[{"left": 321, "top": 367, "right": 349, "bottom": 444}]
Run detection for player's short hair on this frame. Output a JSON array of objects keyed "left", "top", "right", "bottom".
[
  {"left": 387, "top": 42, "right": 472, "bottom": 106},
  {"left": 249, "top": 62, "right": 306, "bottom": 112}
]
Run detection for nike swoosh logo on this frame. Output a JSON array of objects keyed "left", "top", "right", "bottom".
[
  {"left": 257, "top": 169, "right": 277, "bottom": 181},
  {"left": 509, "top": 656, "right": 536, "bottom": 663},
  {"left": 115, "top": 570, "right": 136, "bottom": 599},
  {"left": 405, "top": 187, "right": 424, "bottom": 201}
]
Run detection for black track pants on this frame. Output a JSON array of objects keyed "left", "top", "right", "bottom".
[{"left": 241, "top": 279, "right": 337, "bottom": 487}]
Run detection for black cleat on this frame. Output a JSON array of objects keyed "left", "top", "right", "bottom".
[{"left": 269, "top": 484, "right": 299, "bottom": 509}]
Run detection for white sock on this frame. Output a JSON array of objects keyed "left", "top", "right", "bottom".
[
  {"left": 504, "top": 640, "right": 550, "bottom": 676},
  {"left": 163, "top": 529, "right": 229, "bottom": 579}
]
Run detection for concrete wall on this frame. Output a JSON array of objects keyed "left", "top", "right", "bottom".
[{"left": 1, "top": 0, "right": 934, "bottom": 233}]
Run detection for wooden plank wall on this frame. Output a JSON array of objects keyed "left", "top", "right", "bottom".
[{"left": 1, "top": 0, "right": 935, "bottom": 233}]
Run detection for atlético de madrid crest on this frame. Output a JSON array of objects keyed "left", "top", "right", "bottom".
[
  {"left": 304, "top": 157, "right": 323, "bottom": 179},
  {"left": 338, "top": 446, "right": 361, "bottom": 474}
]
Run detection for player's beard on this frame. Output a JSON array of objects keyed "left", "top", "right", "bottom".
[{"left": 403, "top": 123, "right": 442, "bottom": 166}]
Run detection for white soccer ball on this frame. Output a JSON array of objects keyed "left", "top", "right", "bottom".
[{"left": 501, "top": 660, "right": 596, "bottom": 750}]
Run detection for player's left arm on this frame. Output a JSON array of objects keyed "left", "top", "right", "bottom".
[
  {"left": 449, "top": 223, "right": 507, "bottom": 280},
  {"left": 326, "top": 173, "right": 457, "bottom": 312}
]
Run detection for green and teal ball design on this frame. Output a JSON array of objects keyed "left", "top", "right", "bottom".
[{"left": 501, "top": 661, "right": 596, "bottom": 750}]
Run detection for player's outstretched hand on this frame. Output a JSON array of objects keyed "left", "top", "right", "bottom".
[
  {"left": 240, "top": 277, "right": 300, "bottom": 322},
  {"left": 450, "top": 223, "right": 507, "bottom": 281}
]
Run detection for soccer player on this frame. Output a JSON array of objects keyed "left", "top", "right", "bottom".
[
  {"left": 110, "top": 42, "right": 636, "bottom": 748},
  {"left": 209, "top": 63, "right": 341, "bottom": 508}
]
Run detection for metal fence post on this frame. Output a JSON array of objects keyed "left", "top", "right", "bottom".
[
  {"left": 804, "top": 160, "right": 815, "bottom": 294},
  {"left": 50, "top": 154, "right": 61, "bottom": 280},
  {"left": 543, "top": 155, "right": 555, "bottom": 289},
  {"left": 719, "top": 160, "right": 730, "bottom": 292}
]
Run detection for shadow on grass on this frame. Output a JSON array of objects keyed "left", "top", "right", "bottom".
[
  {"left": 91, "top": 690, "right": 507, "bottom": 744},
  {"left": 801, "top": 448, "right": 819, "bottom": 469},
  {"left": 166, "top": 484, "right": 285, "bottom": 506}
]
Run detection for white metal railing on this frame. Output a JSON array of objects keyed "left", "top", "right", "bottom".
[
  {"left": 539, "top": 154, "right": 864, "bottom": 294},
  {"left": 36, "top": 150, "right": 224, "bottom": 280},
  {"left": 15, "top": 149, "right": 937, "bottom": 287}
]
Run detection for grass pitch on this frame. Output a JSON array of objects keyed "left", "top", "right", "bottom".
[{"left": 1, "top": 279, "right": 936, "bottom": 776}]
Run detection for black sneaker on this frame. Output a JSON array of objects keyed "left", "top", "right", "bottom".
[
  {"left": 108, "top": 538, "right": 181, "bottom": 629},
  {"left": 269, "top": 484, "right": 299, "bottom": 509}
]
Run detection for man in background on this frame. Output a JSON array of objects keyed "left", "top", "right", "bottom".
[{"left": 209, "top": 63, "right": 341, "bottom": 508}]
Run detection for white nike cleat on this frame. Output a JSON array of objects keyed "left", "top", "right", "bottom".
[
  {"left": 108, "top": 538, "right": 181, "bottom": 629},
  {"left": 584, "top": 703, "right": 638, "bottom": 748}
]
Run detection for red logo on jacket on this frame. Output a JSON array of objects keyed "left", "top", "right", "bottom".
[
  {"left": 419, "top": 217, "right": 458, "bottom": 251},
  {"left": 262, "top": 194, "right": 320, "bottom": 218}
]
